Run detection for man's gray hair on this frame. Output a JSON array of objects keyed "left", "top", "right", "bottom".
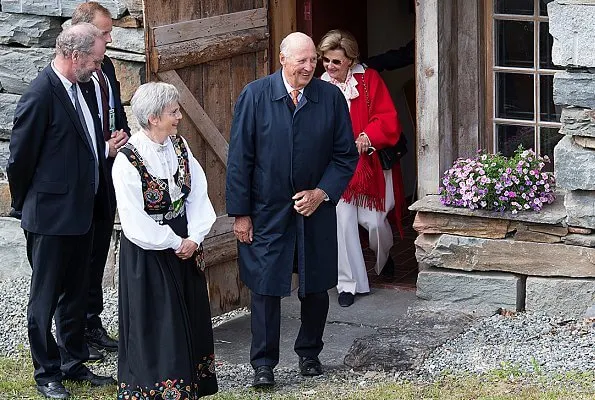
[
  {"left": 131, "top": 82, "right": 180, "bottom": 130},
  {"left": 55, "top": 23, "right": 102, "bottom": 58}
]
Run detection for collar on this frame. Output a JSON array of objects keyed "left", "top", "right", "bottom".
[
  {"left": 271, "top": 69, "right": 319, "bottom": 103},
  {"left": 51, "top": 61, "right": 75, "bottom": 92},
  {"left": 281, "top": 68, "right": 304, "bottom": 95}
]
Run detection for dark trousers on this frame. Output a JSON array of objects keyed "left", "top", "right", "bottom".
[
  {"left": 250, "top": 290, "right": 329, "bottom": 368},
  {"left": 25, "top": 229, "right": 93, "bottom": 385},
  {"left": 85, "top": 218, "right": 114, "bottom": 330}
]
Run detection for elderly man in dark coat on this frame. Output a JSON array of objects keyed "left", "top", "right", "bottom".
[{"left": 226, "top": 31, "right": 358, "bottom": 388}]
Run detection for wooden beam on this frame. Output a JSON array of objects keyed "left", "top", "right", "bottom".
[
  {"left": 269, "top": 0, "right": 296, "bottom": 72},
  {"left": 416, "top": 0, "right": 441, "bottom": 198},
  {"left": 206, "top": 215, "right": 235, "bottom": 238},
  {"left": 151, "top": 27, "right": 269, "bottom": 72},
  {"left": 203, "top": 231, "right": 237, "bottom": 266},
  {"left": 153, "top": 7, "right": 267, "bottom": 46},
  {"left": 157, "top": 70, "right": 229, "bottom": 166}
]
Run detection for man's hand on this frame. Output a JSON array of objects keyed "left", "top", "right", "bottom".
[
  {"left": 175, "top": 238, "right": 198, "bottom": 260},
  {"left": 234, "top": 216, "right": 253, "bottom": 244},
  {"left": 292, "top": 188, "right": 326, "bottom": 217},
  {"left": 107, "top": 129, "right": 129, "bottom": 157}
]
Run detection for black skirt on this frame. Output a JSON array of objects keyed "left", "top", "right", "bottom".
[{"left": 117, "top": 233, "right": 218, "bottom": 399}]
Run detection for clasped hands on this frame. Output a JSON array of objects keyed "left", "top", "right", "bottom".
[
  {"left": 107, "top": 129, "right": 129, "bottom": 157},
  {"left": 175, "top": 238, "right": 198, "bottom": 260}
]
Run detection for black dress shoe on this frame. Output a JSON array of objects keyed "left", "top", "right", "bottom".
[
  {"left": 85, "top": 327, "right": 118, "bottom": 351},
  {"left": 86, "top": 344, "right": 104, "bottom": 362},
  {"left": 299, "top": 356, "right": 323, "bottom": 376},
  {"left": 36, "top": 381, "right": 70, "bottom": 399},
  {"left": 252, "top": 365, "right": 275, "bottom": 388},
  {"left": 64, "top": 369, "right": 116, "bottom": 387},
  {"left": 338, "top": 292, "right": 355, "bottom": 307}
]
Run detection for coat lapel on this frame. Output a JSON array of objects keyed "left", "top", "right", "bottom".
[{"left": 45, "top": 66, "right": 95, "bottom": 156}]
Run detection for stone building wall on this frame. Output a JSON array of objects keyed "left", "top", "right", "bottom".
[{"left": 0, "top": 0, "right": 145, "bottom": 282}]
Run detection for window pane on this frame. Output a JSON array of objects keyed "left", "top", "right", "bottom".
[
  {"left": 496, "top": 20, "right": 534, "bottom": 68},
  {"left": 539, "top": 75, "right": 561, "bottom": 122},
  {"left": 497, "top": 125, "right": 535, "bottom": 157},
  {"left": 495, "top": 0, "right": 534, "bottom": 15},
  {"left": 539, "top": 127, "right": 562, "bottom": 172},
  {"left": 496, "top": 73, "right": 535, "bottom": 120},
  {"left": 540, "top": 0, "right": 554, "bottom": 16},
  {"left": 539, "top": 22, "right": 562, "bottom": 70}
]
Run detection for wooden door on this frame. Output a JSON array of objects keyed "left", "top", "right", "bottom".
[{"left": 144, "top": 0, "right": 269, "bottom": 316}]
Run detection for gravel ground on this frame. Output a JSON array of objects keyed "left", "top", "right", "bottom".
[{"left": 2, "top": 276, "right": 595, "bottom": 393}]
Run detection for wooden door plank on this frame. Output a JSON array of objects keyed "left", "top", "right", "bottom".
[
  {"left": 151, "top": 27, "right": 269, "bottom": 72},
  {"left": 154, "top": 7, "right": 267, "bottom": 46},
  {"left": 157, "top": 70, "right": 229, "bottom": 166}
]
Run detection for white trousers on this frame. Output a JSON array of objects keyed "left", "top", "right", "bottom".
[{"left": 336, "top": 169, "right": 394, "bottom": 294}]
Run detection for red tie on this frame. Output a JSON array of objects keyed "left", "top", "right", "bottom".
[
  {"left": 96, "top": 70, "right": 111, "bottom": 141},
  {"left": 291, "top": 89, "right": 299, "bottom": 106}
]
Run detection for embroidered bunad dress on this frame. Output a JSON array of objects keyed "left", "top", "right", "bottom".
[{"left": 112, "top": 131, "right": 218, "bottom": 399}]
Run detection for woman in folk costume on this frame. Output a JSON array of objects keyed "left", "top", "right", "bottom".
[
  {"left": 318, "top": 29, "right": 406, "bottom": 307},
  {"left": 112, "top": 82, "right": 218, "bottom": 399}
]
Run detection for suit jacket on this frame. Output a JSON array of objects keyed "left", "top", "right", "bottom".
[
  {"left": 79, "top": 55, "right": 130, "bottom": 219},
  {"left": 7, "top": 64, "right": 110, "bottom": 235}
]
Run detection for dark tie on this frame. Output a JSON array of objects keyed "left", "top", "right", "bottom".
[
  {"left": 96, "top": 70, "right": 111, "bottom": 141},
  {"left": 71, "top": 83, "right": 99, "bottom": 194},
  {"left": 290, "top": 89, "right": 300, "bottom": 106}
]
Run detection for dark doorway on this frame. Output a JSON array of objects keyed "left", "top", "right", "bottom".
[{"left": 297, "top": 0, "right": 419, "bottom": 289}]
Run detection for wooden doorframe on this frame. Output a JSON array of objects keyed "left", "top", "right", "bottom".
[{"left": 269, "top": 0, "right": 297, "bottom": 72}]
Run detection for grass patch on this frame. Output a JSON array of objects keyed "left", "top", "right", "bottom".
[{"left": 2, "top": 356, "right": 595, "bottom": 400}]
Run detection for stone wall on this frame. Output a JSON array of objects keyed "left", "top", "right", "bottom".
[
  {"left": 410, "top": 195, "right": 595, "bottom": 319},
  {"left": 0, "top": 1, "right": 145, "bottom": 285},
  {"left": 0, "top": 0, "right": 145, "bottom": 180}
]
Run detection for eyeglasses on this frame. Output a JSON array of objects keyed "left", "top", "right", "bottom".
[
  {"left": 163, "top": 109, "right": 182, "bottom": 117},
  {"left": 321, "top": 56, "right": 347, "bottom": 66}
]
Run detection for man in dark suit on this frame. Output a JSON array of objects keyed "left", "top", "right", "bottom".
[
  {"left": 226, "top": 32, "right": 358, "bottom": 388},
  {"left": 71, "top": 1, "right": 130, "bottom": 359},
  {"left": 8, "top": 23, "right": 116, "bottom": 399}
]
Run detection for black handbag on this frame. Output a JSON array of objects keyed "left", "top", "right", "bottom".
[
  {"left": 377, "top": 135, "right": 408, "bottom": 170},
  {"left": 361, "top": 67, "right": 408, "bottom": 170}
]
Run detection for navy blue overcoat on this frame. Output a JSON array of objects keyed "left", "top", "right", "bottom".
[{"left": 226, "top": 70, "right": 358, "bottom": 297}]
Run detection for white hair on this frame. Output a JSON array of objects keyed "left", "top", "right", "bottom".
[
  {"left": 131, "top": 82, "right": 180, "bottom": 130},
  {"left": 280, "top": 32, "right": 313, "bottom": 59}
]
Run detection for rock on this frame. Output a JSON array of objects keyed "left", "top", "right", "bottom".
[
  {"left": 415, "top": 233, "right": 595, "bottom": 278},
  {"left": 122, "top": 0, "right": 143, "bottom": 20},
  {"left": 549, "top": 1, "right": 595, "bottom": 67},
  {"left": 343, "top": 309, "right": 475, "bottom": 370},
  {"left": 526, "top": 277, "right": 595, "bottom": 319},
  {"left": 525, "top": 223, "right": 568, "bottom": 236},
  {"left": 0, "top": 181, "right": 12, "bottom": 216},
  {"left": 0, "top": 93, "right": 19, "bottom": 140},
  {"left": 568, "top": 226, "right": 592, "bottom": 234},
  {"left": 0, "top": 217, "right": 29, "bottom": 281},
  {"left": 0, "top": 0, "right": 127, "bottom": 19},
  {"left": 0, "top": 46, "right": 54, "bottom": 95},
  {"left": 513, "top": 228, "right": 563, "bottom": 244},
  {"left": 416, "top": 267, "right": 523, "bottom": 314},
  {"left": 554, "top": 71, "right": 595, "bottom": 109},
  {"left": 105, "top": 48, "right": 145, "bottom": 63},
  {"left": 563, "top": 233, "right": 595, "bottom": 247},
  {"left": 555, "top": 135, "right": 595, "bottom": 190},
  {"left": 564, "top": 190, "right": 595, "bottom": 229},
  {"left": 112, "top": 15, "right": 142, "bottom": 28},
  {"left": 413, "top": 211, "right": 513, "bottom": 239},
  {"left": 63, "top": 19, "right": 144, "bottom": 54},
  {"left": 111, "top": 59, "right": 145, "bottom": 104},
  {"left": 0, "top": 12, "right": 61, "bottom": 47},
  {"left": 124, "top": 105, "right": 140, "bottom": 133},
  {"left": 574, "top": 135, "right": 595, "bottom": 150},
  {"left": 560, "top": 107, "right": 595, "bottom": 138},
  {"left": 409, "top": 194, "right": 567, "bottom": 226},
  {"left": 0, "top": 141, "right": 10, "bottom": 180}
]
